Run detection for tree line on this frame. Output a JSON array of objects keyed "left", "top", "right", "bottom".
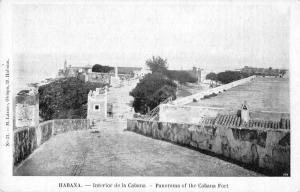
[{"left": 206, "top": 71, "right": 251, "bottom": 85}]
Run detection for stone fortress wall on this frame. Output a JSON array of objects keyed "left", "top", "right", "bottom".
[
  {"left": 79, "top": 72, "right": 111, "bottom": 84},
  {"left": 59, "top": 63, "right": 136, "bottom": 85},
  {"left": 13, "top": 82, "right": 95, "bottom": 167},
  {"left": 15, "top": 89, "right": 39, "bottom": 128},
  {"left": 14, "top": 64, "right": 123, "bottom": 167},
  {"left": 127, "top": 114, "right": 290, "bottom": 175},
  {"left": 14, "top": 119, "right": 90, "bottom": 166},
  {"left": 87, "top": 87, "right": 108, "bottom": 120},
  {"left": 128, "top": 75, "right": 290, "bottom": 175},
  {"left": 173, "top": 75, "right": 256, "bottom": 105}
]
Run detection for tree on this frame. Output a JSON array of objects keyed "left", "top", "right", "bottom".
[
  {"left": 206, "top": 72, "right": 218, "bottom": 87},
  {"left": 38, "top": 77, "right": 106, "bottom": 120},
  {"left": 130, "top": 73, "right": 177, "bottom": 114},
  {"left": 92, "top": 64, "right": 114, "bottom": 73},
  {"left": 146, "top": 56, "right": 168, "bottom": 74},
  {"left": 206, "top": 72, "right": 218, "bottom": 81}
]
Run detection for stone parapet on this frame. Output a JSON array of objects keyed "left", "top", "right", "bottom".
[
  {"left": 127, "top": 118, "right": 290, "bottom": 175},
  {"left": 53, "top": 119, "right": 90, "bottom": 134},
  {"left": 14, "top": 127, "right": 37, "bottom": 166},
  {"left": 13, "top": 119, "right": 90, "bottom": 166},
  {"left": 173, "top": 76, "right": 256, "bottom": 105}
]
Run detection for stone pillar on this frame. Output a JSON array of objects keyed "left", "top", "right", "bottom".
[
  {"left": 198, "top": 68, "right": 202, "bottom": 83},
  {"left": 241, "top": 101, "right": 250, "bottom": 123},
  {"left": 115, "top": 66, "right": 118, "bottom": 77},
  {"left": 15, "top": 89, "right": 39, "bottom": 128},
  {"left": 64, "top": 59, "right": 67, "bottom": 70}
]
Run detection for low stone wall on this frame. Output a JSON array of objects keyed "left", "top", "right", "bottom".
[
  {"left": 53, "top": 119, "right": 90, "bottom": 134},
  {"left": 36, "top": 120, "right": 53, "bottom": 146},
  {"left": 83, "top": 72, "right": 111, "bottom": 84},
  {"left": 14, "top": 127, "right": 37, "bottom": 166},
  {"left": 14, "top": 119, "right": 90, "bottom": 166},
  {"left": 173, "top": 76, "right": 256, "bottom": 105},
  {"left": 127, "top": 118, "right": 290, "bottom": 175}
]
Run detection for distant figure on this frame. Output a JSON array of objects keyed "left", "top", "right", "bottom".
[{"left": 241, "top": 101, "right": 250, "bottom": 124}]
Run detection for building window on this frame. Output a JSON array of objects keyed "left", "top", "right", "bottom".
[{"left": 94, "top": 104, "right": 100, "bottom": 111}]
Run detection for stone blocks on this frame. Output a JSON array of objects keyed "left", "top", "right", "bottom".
[
  {"left": 14, "top": 119, "right": 90, "bottom": 166},
  {"left": 127, "top": 118, "right": 290, "bottom": 175},
  {"left": 14, "top": 127, "right": 37, "bottom": 166}
]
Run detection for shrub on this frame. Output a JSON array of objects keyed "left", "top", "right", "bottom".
[{"left": 201, "top": 93, "right": 218, "bottom": 100}]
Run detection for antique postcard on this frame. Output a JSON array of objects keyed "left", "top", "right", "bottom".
[{"left": 0, "top": 0, "right": 300, "bottom": 191}]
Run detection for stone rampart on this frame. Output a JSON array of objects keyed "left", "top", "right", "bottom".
[
  {"left": 14, "top": 127, "right": 37, "bottom": 166},
  {"left": 15, "top": 92, "right": 39, "bottom": 128},
  {"left": 173, "top": 76, "right": 256, "bottom": 105},
  {"left": 14, "top": 119, "right": 90, "bottom": 166},
  {"left": 80, "top": 72, "right": 133, "bottom": 84},
  {"left": 53, "top": 119, "right": 90, "bottom": 134},
  {"left": 83, "top": 72, "right": 111, "bottom": 84},
  {"left": 127, "top": 118, "right": 290, "bottom": 175},
  {"left": 36, "top": 120, "right": 53, "bottom": 146}
]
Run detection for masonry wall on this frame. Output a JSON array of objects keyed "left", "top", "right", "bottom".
[
  {"left": 36, "top": 120, "right": 53, "bottom": 146},
  {"left": 127, "top": 119, "right": 290, "bottom": 175},
  {"left": 53, "top": 119, "right": 90, "bottom": 134},
  {"left": 15, "top": 94, "right": 39, "bottom": 128},
  {"left": 87, "top": 96, "right": 107, "bottom": 120},
  {"left": 84, "top": 72, "right": 111, "bottom": 84},
  {"left": 118, "top": 74, "right": 133, "bottom": 81},
  {"left": 14, "top": 127, "right": 37, "bottom": 166},
  {"left": 13, "top": 119, "right": 90, "bottom": 166},
  {"left": 173, "top": 76, "right": 256, "bottom": 105}
]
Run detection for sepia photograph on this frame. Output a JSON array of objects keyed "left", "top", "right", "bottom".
[{"left": 9, "top": 1, "right": 292, "bottom": 178}]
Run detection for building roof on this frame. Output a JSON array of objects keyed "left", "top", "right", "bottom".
[{"left": 201, "top": 113, "right": 290, "bottom": 130}]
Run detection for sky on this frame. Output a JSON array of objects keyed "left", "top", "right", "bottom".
[{"left": 12, "top": 2, "right": 290, "bottom": 88}]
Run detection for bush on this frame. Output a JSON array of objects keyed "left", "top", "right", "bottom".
[
  {"left": 38, "top": 77, "right": 106, "bottom": 120},
  {"left": 201, "top": 93, "right": 218, "bottom": 100}
]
